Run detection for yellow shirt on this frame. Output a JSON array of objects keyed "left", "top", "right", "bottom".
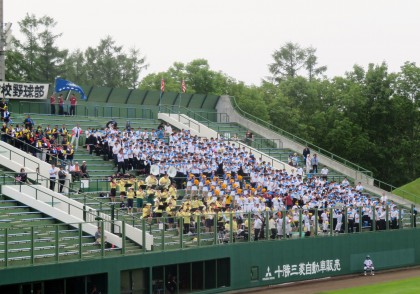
[
  {"left": 127, "top": 191, "right": 135, "bottom": 199},
  {"left": 136, "top": 190, "right": 145, "bottom": 199}
]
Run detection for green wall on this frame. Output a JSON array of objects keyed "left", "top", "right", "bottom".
[{"left": 1, "top": 229, "right": 419, "bottom": 293}]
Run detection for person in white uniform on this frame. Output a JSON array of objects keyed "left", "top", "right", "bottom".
[{"left": 364, "top": 255, "right": 375, "bottom": 276}]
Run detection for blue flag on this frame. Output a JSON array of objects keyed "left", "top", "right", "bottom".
[{"left": 55, "top": 78, "right": 87, "bottom": 100}]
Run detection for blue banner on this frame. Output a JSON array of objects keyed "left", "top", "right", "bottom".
[{"left": 54, "top": 78, "right": 87, "bottom": 100}]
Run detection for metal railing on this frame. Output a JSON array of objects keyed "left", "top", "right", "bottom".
[
  {"left": 0, "top": 220, "right": 124, "bottom": 268},
  {"left": 0, "top": 142, "right": 41, "bottom": 173},
  {"left": 230, "top": 96, "right": 373, "bottom": 176},
  {"left": 11, "top": 101, "right": 155, "bottom": 120}
]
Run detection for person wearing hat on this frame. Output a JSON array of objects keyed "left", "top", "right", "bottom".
[{"left": 363, "top": 255, "right": 375, "bottom": 276}]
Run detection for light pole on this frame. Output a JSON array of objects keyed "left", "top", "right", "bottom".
[{"left": 0, "top": 0, "right": 5, "bottom": 81}]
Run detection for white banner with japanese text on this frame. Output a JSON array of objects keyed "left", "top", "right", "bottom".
[{"left": 0, "top": 81, "right": 49, "bottom": 99}]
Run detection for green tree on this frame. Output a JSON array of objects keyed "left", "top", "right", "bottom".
[
  {"left": 268, "top": 43, "right": 327, "bottom": 82},
  {"left": 10, "top": 14, "right": 68, "bottom": 83},
  {"left": 82, "top": 36, "right": 147, "bottom": 88}
]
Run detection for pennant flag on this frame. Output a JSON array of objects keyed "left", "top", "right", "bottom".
[
  {"left": 181, "top": 79, "right": 186, "bottom": 93},
  {"left": 55, "top": 78, "right": 87, "bottom": 100},
  {"left": 160, "top": 79, "right": 165, "bottom": 93}
]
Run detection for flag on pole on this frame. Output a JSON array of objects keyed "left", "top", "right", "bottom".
[
  {"left": 55, "top": 78, "right": 87, "bottom": 100},
  {"left": 181, "top": 79, "right": 186, "bottom": 93},
  {"left": 160, "top": 79, "right": 165, "bottom": 93}
]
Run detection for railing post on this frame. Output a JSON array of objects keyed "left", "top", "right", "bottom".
[
  {"left": 265, "top": 211, "right": 269, "bottom": 240},
  {"left": 122, "top": 221, "right": 126, "bottom": 255},
  {"left": 55, "top": 225, "right": 59, "bottom": 262},
  {"left": 247, "top": 212, "right": 251, "bottom": 241},
  {"left": 4, "top": 228, "right": 8, "bottom": 267},
  {"left": 229, "top": 213, "right": 233, "bottom": 243},
  {"left": 110, "top": 204, "right": 115, "bottom": 234},
  {"left": 344, "top": 207, "right": 348, "bottom": 233},
  {"left": 78, "top": 223, "right": 82, "bottom": 260},
  {"left": 329, "top": 208, "right": 334, "bottom": 235},
  {"left": 197, "top": 216, "right": 201, "bottom": 246},
  {"left": 411, "top": 204, "right": 415, "bottom": 228},
  {"left": 100, "top": 223, "right": 105, "bottom": 257},
  {"left": 30, "top": 226, "right": 35, "bottom": 265},
  {"left": 142, "top": 218, "right": 146, "bottom": 253},
  {"left": 161, "top": 218, "right": 165, "bottom": 251},
  {"left": 372, "top": 206, "right": 376, "bottom": 232},
  {"left": 180, "top": 217, "right": 184, "bottom": 248},
  {"left": 298, "top": 209, "right": 303, "bottom": 238}
]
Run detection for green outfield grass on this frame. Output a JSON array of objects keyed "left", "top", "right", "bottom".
[
  {"left": 393, "top": 178, "right": 420, "bottom": 204},
  {"left": 322, "top": 276, "right": 420, "bottom": 294}
]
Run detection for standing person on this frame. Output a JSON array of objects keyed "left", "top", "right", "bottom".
[
  {"left": 117, "top": 149, "right": 126, "bottom": 174},
  {"left": 69, "top": 94, "right": 77, "bottom": 116},
  {"left": 320, "top": 166, "right": 329, "bottom": 181},
  {"left": 253, "top": 215, "right": 262, "bottom": 241},
  {"left": 49, "top": 164, "right": 58, "bottom": 191},
  {"left": 311, "top": 154, "right": 319, "bottom": 174},
  {"left": 58, "top": 166, "right": 67, "bottom": 193},
  {"left": 305, "top": 154, "right": 312, "bottom": 174},
  {"left": 363, "top": 255, "right": 375, "bottom": 276},
  {"left": 302, "top": 146, "right": 310, "bottom": 162},
  {"left": 2, "top": 106, "right": 10, "bottom": 125},
  {"left": 50, "top": 94, "right": 56, "bottom": 115},
  {"left": 58, "top": 94, "right": 64, "bottom": 115},
  {"left": 126, "top": 187, "right": 135, "bottom": 215},
  {"left": 109, "top": 178, "right": 117, "bottom": 203},
  {"left": 71, "top": 124, "right": 82, "bottom": 151}
]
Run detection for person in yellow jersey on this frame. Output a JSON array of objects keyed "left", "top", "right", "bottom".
[
  {"left": 142, "top": 203, "right": 152, "bottom": 219},
  {"left": 136, "top": 187, "right": 145, "bottom": 213},
  {"left": 145, "top": 173, "right": 158, "bottom": 188},
  {"left": 126, "top": 187, "right": 135, "bottom": 215},
  {"left": 191, "top": 195, "right": 204, "bottom": 209},
  {"left": 126, "top": 176, "right": 135, "bottom": 190},
  {"left": 109, "top": 178, "right": 117, "bottom": 203},
  {"left": 146, "top": 187, "right": 155, "bottom": 204},
  {"left": 159, "top": 173, "right": 171, "bottom": 190},
  {"left": 182, "top": 206, "right": 191, "bottom": 234},
  {"left": 166, "top": 202, "right": 175, "bottom": 229},
  {"left": 154, "top": 196, "right": 163, "bottom": 222},
  {"left": 117, "top": 178, "right": 126, "bottom": 202},
  {"left": 225, "top": 194, "right": 233, "bottom": 209},
  {"left": 168, "top": 183, "right": 177, "bottom": 199}
]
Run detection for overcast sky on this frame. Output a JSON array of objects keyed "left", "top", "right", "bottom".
[{"left": 6, "top": 0, "right": 420, "bottom": 85}]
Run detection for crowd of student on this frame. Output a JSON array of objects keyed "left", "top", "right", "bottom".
[
  {"left": 99, "top": 126, "right": 409, "bottom": 240},
  {"left": 0, "top": 105, "right": 413, "bottom": 240}
]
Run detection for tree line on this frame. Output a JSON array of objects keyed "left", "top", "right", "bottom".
[{"left": 6, "top": 14, "right": 420, "bottom": 187}]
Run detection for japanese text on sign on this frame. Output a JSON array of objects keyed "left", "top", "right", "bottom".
[
  {"left": 262, "top": 259, "right": 341, "bottom": 281},
  {"left": 0, "top": 81, "right": 49, "bottom": 99}
]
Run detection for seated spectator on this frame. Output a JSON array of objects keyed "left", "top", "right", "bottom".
[
  {"left": 69, "top": 162, "right": 83, "bottom": 181},
  {"left": 80, "top": 161, "right": 89, "bottom": 178},
  {"left": 16, "top": 168, "right": 29, "bottom": 184}
]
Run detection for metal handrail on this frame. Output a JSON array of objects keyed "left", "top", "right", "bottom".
[
  {"left": 230, "top": 96, "right": 373, "bottom": 175},
  {"left": 0, "top": 141, "right": 41, "bottom": 172},
  {"left": 12, "top": 101, "right": 155, "bottom": 120}
]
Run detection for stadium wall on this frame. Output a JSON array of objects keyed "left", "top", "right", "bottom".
[{"left": 1, "top": 228, "right": 419, "bottom": 293}]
